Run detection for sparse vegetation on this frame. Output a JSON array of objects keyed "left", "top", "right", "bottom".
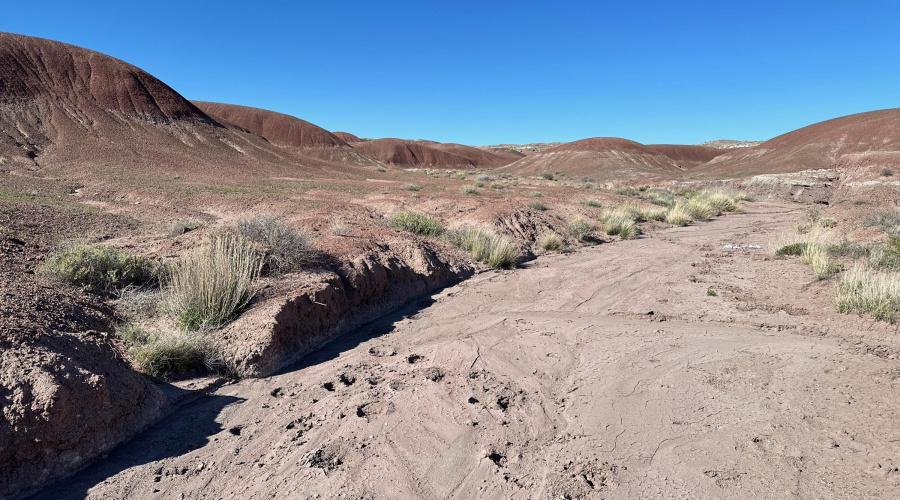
[
  {"left": 685, "top": 197, "right": 714, "bottom": 221},
  {"left": 567, "top": 216, "right": 596, "bottom": 241},
  {"left": 528, "top": 201, "right": 548, "bottom": 211},
  {"left": 375, "top": 166, "right": 386, "bottom": 172},
  {"left": 389, "top": 211, "right": 443, "bottom": 236},
  {"left": 868, "top": 211, "right": 900, "bottom": 238},
  {"left": 602, "top": 208, "right": 638, "bottom": 239},
  {"left": 537, "top": 173, "right": 554, "bottom": 181},
  {"left": 162, "top": 232, "right": 263, "bottom": 331},
  {"left": 707, "top": 288, "right": 717, "bottom": 297},
  {"left": 530, "top": 191, "right": 543, "bottom": 197},
  {"left": 40, "top": 243, "right": 158, "bottom": 296},
  {"left": 584, "top": 200, "right": 603, "bottom": 208},
  {"left": 236, "top": 214, "right": 315, "bottom": 273},
  {"left": 539, "top": 232, "right": 566, "bottom": 252},
  {"left": 446, "top": 226, "right": 521, "bottom": 269},
  {"left": 169, "top": 220, "right": 202, "bottom": 236},
  {"left": 329, "top": 219, "right": 350, "bottom": 236},
  {"left": 616, "top": 186, "right": 639, "bottom": 197},
  {"left": 475, "top": 174, "right": 493, "bottom": 182},
  {"left": 400, "top": 183, "right": 422, "bottom": 191},
  {"left": 881, "top": 168, "right": 894, "bottom": 177},
  {"left": 0, "top": 156, "right": 8, "bottom": 165},
  {"left": 835, "top": 266, "right": 900, "bottom": 323},
  {"left": 646, "top": 188, "right": 675, "bottom": 207},
  {"left": 490, "top": 182, "right": 505, "bottom": 190},
  {"left": 460, "top": 185, "right": 480, "bottom": 195},
  {"left": 776, "top": 242, "right": 808, "bottom": 256}
]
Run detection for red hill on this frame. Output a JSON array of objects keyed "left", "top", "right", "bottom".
[
  {"left": 351, "top": 138, "right": 518, "bottom": 169},
  {"left": 193, "top": 102, "right": 348, "bottom": 148}
]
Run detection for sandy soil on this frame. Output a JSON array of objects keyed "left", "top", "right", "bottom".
[{"left": 28, "top": 203, "right": 900, "bottom": 500}]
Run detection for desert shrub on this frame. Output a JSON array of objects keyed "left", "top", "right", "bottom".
[
  {"left": 163, "top": 232, "right": 263, "bottom": 331},
  {"left": 686, "top": 198, "right": 715, "bottom": 221},
  {"left": 868, "top": 211, "right": 900, "bottom": 237},
  {"left": 807, "top": 206, "right": 821, "bottom": 224},
  {"left": 707, "top": 289, "right": 717, "bottom": 297},
  {"left": 474, "top": 181, "right": 485, "bottom": 188},
  {"left": 0, "top": 156, "right": 8, "bottom": 165},
  {"left": 375, "top": 166, "right": 386, "bottom": 172},
  {"left": 530, "top": 191, "right": 543, "bottom": 197},
  {"left": 528, "top": 201, "right": 548, "bottom": 211},
  {"left": 869, "top": 238, "right": 900, "bottom": 270},
  {"left": 329, "top": 219, "right": 350, "bottom": 236},
  {"left": 733, "top": 191, "right": 754, "bottom": 202},
  {"left": 799, "top": 229, "right": 838, "bottom": 279},
  {"left": 400, "top": 183, "right": 422, "bottom": 191},
  {"left": 490, "top": 182, "right": 505, "bottom": 190},
  {"left": 646, "top": 188, "right": 675, "bottom": 207},
  {"left": 776, "top": 242, "right": 808, "bottom": 256},
  {"left": 828, "top": 240, "right": 872, "bottom": 260},
  {"left": 169, "top": 220, "right": 202, "bottom": 236},
  {"left": 615, "top": 186, "right": 639, "bottom": 197},
  {"left": 126, "top": 327, "right": 207, "bottom": 378},
  {"left": 584, "top": 200, "right": 603, "bottom": 208},
  {"left": 389, "top": 211, "right": 443, "bottom": 236},
  {"left": 819, "top": 218, "right": 838, "bottom": 229},
  {"left": 702, "top": 191, "right": 741, "bottom": 213},
  {"left": 677, "top": 188, "right": 699, "bottom": 198},
  {"left": 475, "top": 174, "right": 493, "bottom": 182},
  {"left": 640, "top": 206, "right": 668, "bottom": 222},
  {"left": 40, "top": 243, "right": 158, "bottom": 296},
  {"left": 539, "top": 232, "right": 566, "bottom": 252},
  {"left": 236, "top": 215, "right": 315, "bottom": 273},
  {"left": 567, "top": 216, "right": 596, "bottom": 242},
  {"left": 537, "top": 173, "right": 554, "bottom": 180},
  {"left": 835, "top": 266, "right": 900, "bottom": 323},
  {"left": 460, "top": 185, "right": 480, "bottom": 195},
  {"left": 665, "top": 203, "right": 692, "bottom": 226},
  {"left": 446, "top": 226, "right": 521, "bottom": 269}
]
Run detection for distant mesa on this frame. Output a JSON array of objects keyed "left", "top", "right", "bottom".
[
  {"left": 193, "top": 101, "right": 348, "bottom": 148},
  {"left": 499, "top": 137, "right": 727, "bottom": 179},
  {"left": 701, "top": 108, "right": 900, "bottom": 175},
  {"left": 350, "top": 138, "right": 520, "bottom": 169}
]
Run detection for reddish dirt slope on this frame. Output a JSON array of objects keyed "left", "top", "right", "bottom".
[
  {"left": 192, "top": 102, "right": 348, "bottom": 148},
  {"left": 499, "top": 137, "right": 692, "bottom": 180},
  {"left": 648, "top": 144, "right": 727, "bottom": 168},
  {"left": 699, "top": 108, "right": 900, "bottom": 176},
  {"left": 350, "top": 138, "right": 518, "bottom": 169},
  {"left": 333, "top": 131, "right": 365, "bottom": 143}
]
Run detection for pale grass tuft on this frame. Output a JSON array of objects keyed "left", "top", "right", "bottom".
[
  {"left": 665, "top": 203, "right": 692, "bottom": 226},
  {"left": 446, "top": 226, "right": 521, "bottom": 269},
  {"left": 539, "top": 232, "right": 567, "bottom": 252},
  {"left": 835, "top": 266, "right": 900, "bottom": 323},
  {"left": 163, "top": 232, "right": 263, "bottom": 331}
]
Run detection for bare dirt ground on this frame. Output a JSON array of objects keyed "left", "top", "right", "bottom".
[{"left": 29, "top": 203, "right": 900, "bottom": 500}]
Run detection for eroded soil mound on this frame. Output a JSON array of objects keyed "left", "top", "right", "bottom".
[
  {"left": 351, "top": 138, "right": 518, "bottom": 169},
  {"left": 0, "top": 203, "right": 164, "bottom": 499},
  {"left": 193, "top": 102, "right": 348, "bottom": 149}
]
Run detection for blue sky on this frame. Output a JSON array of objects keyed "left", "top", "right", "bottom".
[{"left": 2, "top": 1, "right": 898, "bottom": 145}]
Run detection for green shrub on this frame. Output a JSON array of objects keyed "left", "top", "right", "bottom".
[
  {"left": 567, "top": 216, "right": 596, "bottom": 242},
  {"left": 584, "top": 200, "right": 603, "bottom": 208},
  {"left": 474, "top": 181, "right": 485, "bottom": 188},
  {"left": 707, "top": 289, "right": 717, "bottom": 297},
  {"left": 163, "top": 232, "right": 263, "bottom": 331},
  {"left": 835, "top": 266, "right": 900, "bottom": 323},
  {"left": 236, "top": 215, "right": 315, "bottom": 273},
  {"left": 539, "top": 232, "right": 566, "bottom": 252},
  {"left": 528, "top": 201, "right": 548, "bottom": 211},
  {"left": 776, "top": 242, "right": 808, "bottom": 256},
  {"left": 375, "top": 166, "right": 387, "bottom": 172},
  {"left": 40, "top": 243, "right": 157, "bottom": 296},
  {"left": 446, "top": 226, "right": 521, "bottom": 269},
  {"left": 389, "top": 211, "right": 443, "bottom": 236}
]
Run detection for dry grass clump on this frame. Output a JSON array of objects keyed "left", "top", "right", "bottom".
[
  {"left": 530, "top": 191, "right": 543, "bottom": 197},
  {"left": 685, "top": 197, "right": 715, "bottom": 221},
  {"left": 868, "top": 210, "right": 900, "bottom": 238},
  {"left": 123, "top": 325, "right": 207, "bottom": 378},
  {"left": 615, "top": 186, "right": 639, "bottom": 197},
  {"left": 602, "top": 208, "right": 638, "bottom": 239},
  {"left": 539, "top": 232, "right": 567, "bottom": 252},
  {"left": 389, "top": 211, "right": 443, "bottom": 236},
  {"left": 169, "top": 220, "right": 202, "bottom": 236},
  {"left": 400, "top": 183, "right": 422, "bottom": 191},
  {"left": 835, "top": 266, "right": 900, "bottom": 323},
  {"left": 771, "top": 227, "right": 837, "bottom": 280},
  {"left": 460, "top": 185, "right": 480, "bottom": 195},
  {"left": 584, "top": 200, "right": 603, "bottom": 208},
  {"left": 40, "top": 243, "right": 158, "bottom": 296},
  {"left": 528, "top": 201, "right": 548, "bottom": 211},
  {"left": 645, "top": 188, "right": 675, "bottom": 207},
  {"left": 567, "top": 216, "right": 596, "bottom": 241},
  {"left": 733, "top": 191, "right": 754, "bottom": 202},
  {"left": 446, "top": 226, "right": 521, "bottom": 269},
  {"left": 237, "top": 214, "right": 315, "bottom": 273},
  {"left": 665, "top": 203, "right": 692, "bottom": 226},
  {"left": 640, "top": 206, "right": 668, "bottom": 222},
  {"left": 162, "top": 232, "right": 263, "bottom": 331}
]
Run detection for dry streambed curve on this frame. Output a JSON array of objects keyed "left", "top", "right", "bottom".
[{"left": 27, "top": 203, "right": 900, "bottom": 499}]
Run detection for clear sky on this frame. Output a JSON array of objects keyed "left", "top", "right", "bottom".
[{"left": 2, "top": 1, "right": 898, "bottom": 145}]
